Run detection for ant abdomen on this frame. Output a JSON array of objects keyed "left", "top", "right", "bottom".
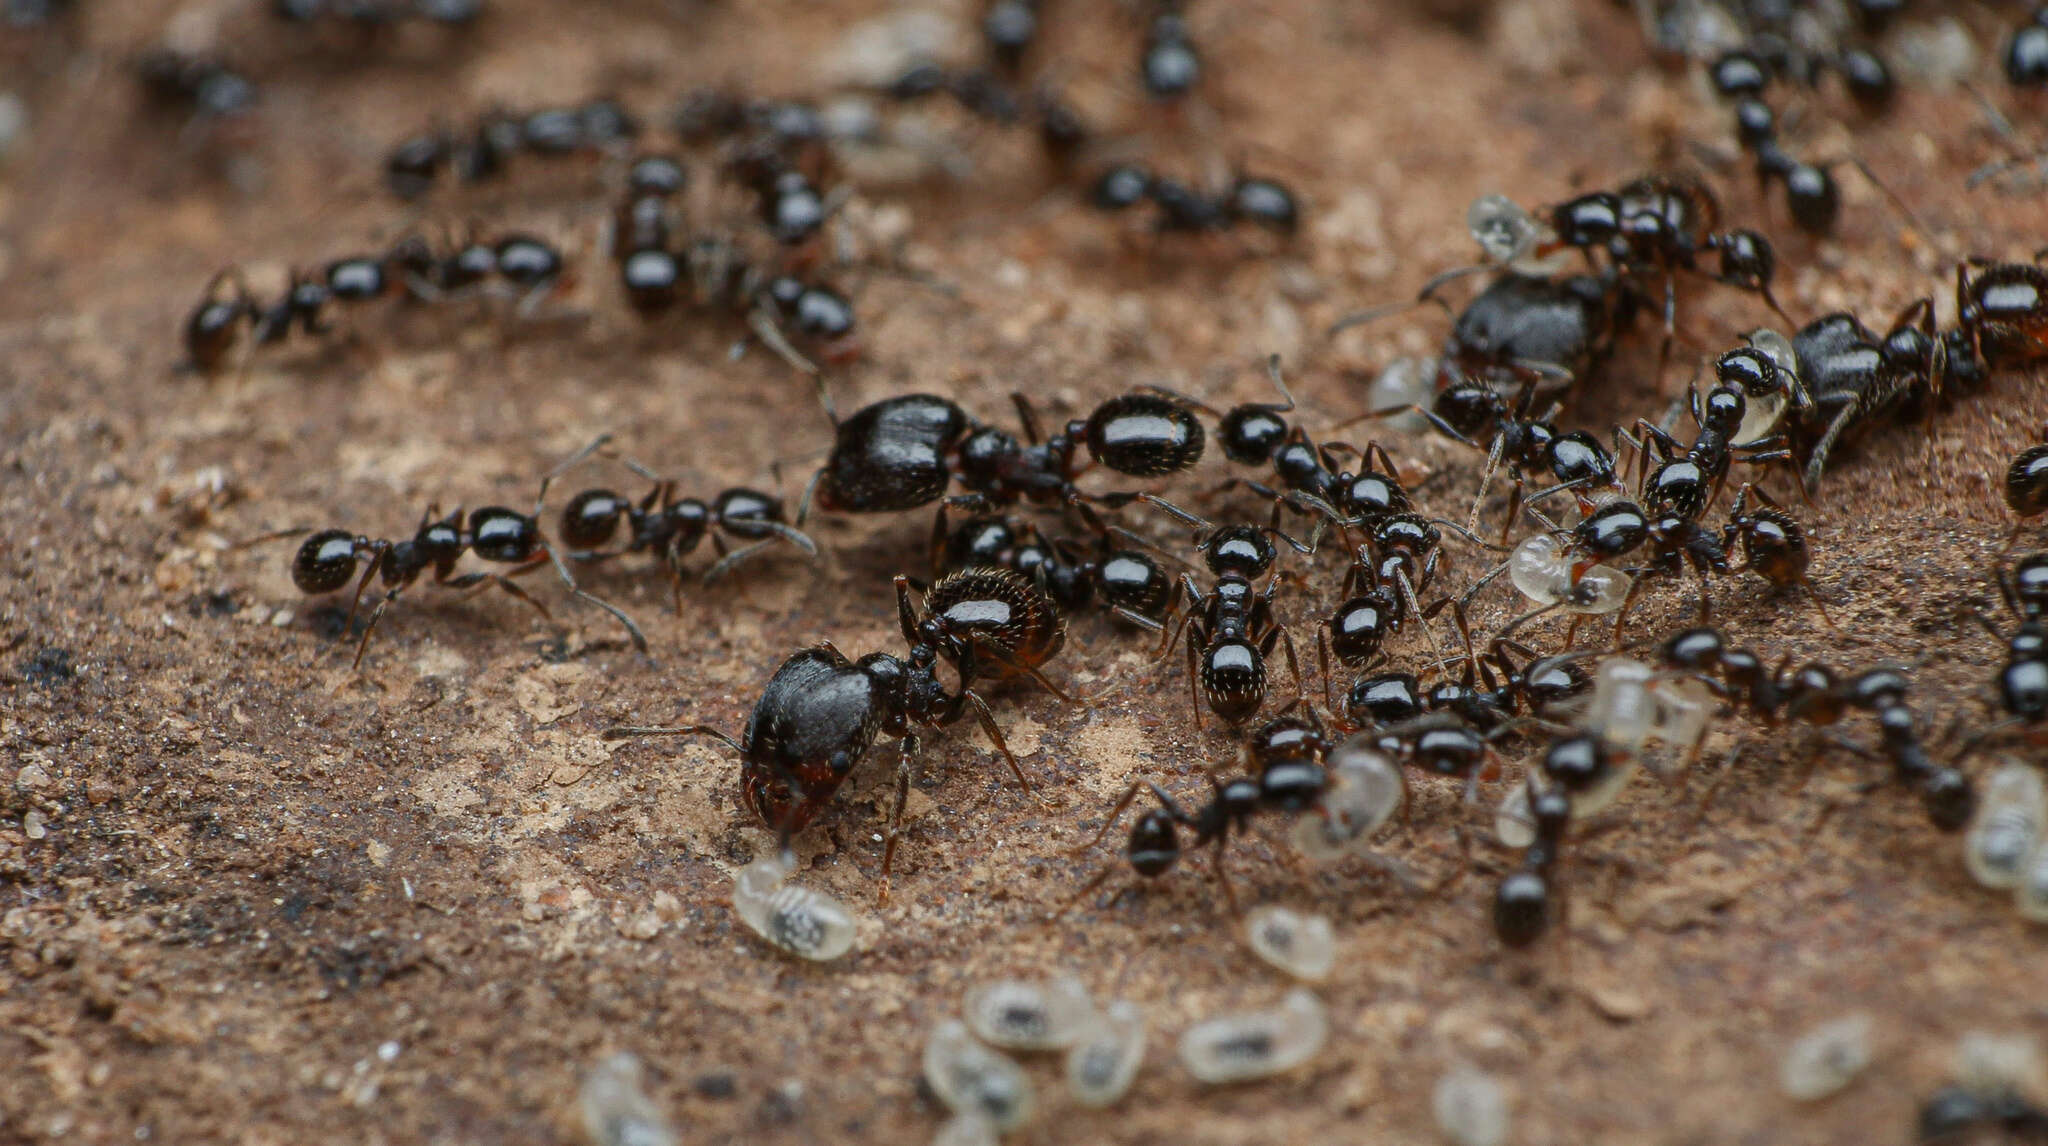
[
  {"left": 1082, "top": 393, "right": 1205, "bottom": 476},
  {"left": 292, "top": 529, "right": 364, "bottom": 593}
]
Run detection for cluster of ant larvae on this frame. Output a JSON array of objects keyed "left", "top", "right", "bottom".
[
  {"left": 1243, "top": 906, "right": 1336, "bottom": 982},
  {"left": 1964, "top": 761, "right": 2048, "bottom": 923},
  {"left": 1177, "top": 988, "right": 1329, "bottom": 1085},
  {"left": 1432, "top": 1064, "right": 1511, "bottom": 1146},
  {"left": 924, "top": 1020, "right": 1036, "bottom": 1135},
  {"left": 1509, "top": 534, "right": 1632, "bottom": 615},
  {"left": 1291, "top": 736, "right": 1404, "bottom": 862},
  {"left": 578, "top": 1052, "right": 677, "bottom": 1146},
  {"left": 1778, "top": 1013, "right": 1876, "bottom": 1101},
  {"left": 731, "top": 852, "right": 859, "bottom": 961}
]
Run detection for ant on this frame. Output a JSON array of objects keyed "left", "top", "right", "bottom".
[
  {"left": 1619, "top": 345, "right": 1812, "bottom": 521},
  {"left": 603, "top": 569, "right": 1068, "bottom": 900},
  {"left": 1654, "top": 627, "right": 1975, "bottom": 831},
  {"left": 1493, "top": 775, "right": 1572, "bottom": 947},
  {"left": 1788, "top": 269, "right": 2015, "bottom": 486},
  {"left": 274, "top": 0, "right": 482, "bottom": 31},
  {"left": 1139, "top": 0, "right": 1201, "bottom": 102},
  {"left": 1122, "top": 508, "right": 1308, "bottom": 729},
  {"left": 539, "top": 436, "right": 818, "bottom": 613},
  {"left": 384, "top": 97, "right": 639, "bottom": 199},
  {"left": 2007, "top": 428, "right": 2048, "bottom": 525},
  {"left": 800, "top": 390, "right": 1206, "bottom": 519},
  {"left": 136, "top": 47, "right": 258, "bottom": 132},
  {"left": 930, "top": 509, "right": 1176, "bottom": 624},
  {"left": 1086, "top": 162, "right": 1300, "bottom": 237},
  {"left": 285, "top": 500, "right": 646, "bottom": 670},
  {"left": 1959, "top": 551, "right": 2048, "bottom": 761},
  {"left": 1063, "top": 703, "right": 1337, "bottom": 914},
  {"left": 1147, "top": 358, "right": 1411, "bottom": 533}
]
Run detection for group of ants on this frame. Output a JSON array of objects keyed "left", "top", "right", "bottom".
[{"left": 167, "top": 6, "right": 2048, "bottom": 961}]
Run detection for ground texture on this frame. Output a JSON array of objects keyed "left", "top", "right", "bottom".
[{"left": 3, "top": 1, "right": 2047, "bottom": 1143}]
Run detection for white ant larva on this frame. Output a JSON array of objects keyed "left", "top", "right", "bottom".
[
  {"left": 1292, "top": 736, "right": 1404, "bottom": 862},
  {"left": 1965, "top": 762, "right": 2045, "bottom": 892},
  {"left": 923, "top": 1020, "right": 1036, "bottom": 1133},
  {"left": 963, "top": 976, "right": 1097, "bottom": 1051},
  {"left": 1066, "top": 1000, "right": 1147, "bottom": 1109},
  {"left": 578, "top": 1052, "right": 677, "bottom": 1146},
  {"left": 731, "top": 852, "right": 859, "bottom": 962},
  {"left": 1243, "top": 905, "right": 1337, "bottom": 983},
  {"left": 1732, "top": 327, "right": 1803, "bottom": 448},
  {"left": 1178, "top": 988, "right": 1329, "bottom": 1085},
  {"left": 1508, "top": 533, "right": 1633, "bottom": 616},
  {"left": 1779, "top": 1013, "right": 1876, "bottom": 1101},
  {"left": 1432, "top": 1064, "right": 1511, "bottom": 1146}
]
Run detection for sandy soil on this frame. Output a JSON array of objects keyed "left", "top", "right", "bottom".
[{"left": 3, "top": 1, "right": 2047, "bottom": 1143}]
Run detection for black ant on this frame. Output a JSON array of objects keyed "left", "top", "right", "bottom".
[
  {"left": 274, "top": 0, "right": 482, "bottom": 32},
  {"left": 2008, "top": 428, "right": 2048, "bottom": 524},
  {"left": 1655, "top": 627, "right": 1975, "bottom": 830},
  {"left": 1959, "top": 551, "right": 2048, "bottom": 761},
  {"left": 1147, "top": 358, "right": 1411, "bottom": 532},
  {"left": 384, "top": 98, "right": 639, "bottom": 200},
  {"left": 800, "top": 391, "right": 1206, "bottom": 520},
  {"left": 1618, "top": 345, "right": 1812, "bottom": 521},
  {"left": 1139, "top": 0, "right": 1200, "bottom": 101},
  {"left": 1085, "top": 161, "right": 1300, "bottom": 237},
  {"left": 603, "top": 569, "right": 1068, "bottom": 900},
  {"left": 136, "top": 47, "right": 258, "bottom": 131},
  {"left": 1788, "top": 266, "right": 2019, "bottom": 486},
  {"left": 929, "top": 509, "right": 1176, "bottom": 624},
  {"left": 285, "top": 500, "right": 645, "bottom": 670},
  {"left": 1121, "top": 508, "right": 1307, "bottom": 729},
  {"left": 1493, "top": 775, "right": 1572, "bottom": 947},
  {"left": 539, "top": 435, "right": 818, "bottom": 613},
  {"left": 1062, "top": 703, "right": 1337, "bottom": 914}
]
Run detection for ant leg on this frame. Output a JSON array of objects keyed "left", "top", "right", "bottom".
[
  {"left": 1009, "top": 393, "right": 1045, "bottom": 446},
  {"left": 1397, "top": 566, "right": 1449, "bottom": 669},
  {"left": 1278, "top": 624, "right": 1304, "bottom": 707},
  {"left": 745, "top": 306, "right": 822, "bottom": 377},
  {"left": 968, "top": 635, "right": 1077, "bottom": 704},
  {"left": 1317, "top": 626, "right": 1335, "bottom": 712},
  {"left": 349, "top": 589, "right": 403, "bottom": 671},
  {"left": 877, "top": 732, "right": 921, "bottom": 904},
  {"left": 894, "top": 574, "right": 924, "bottom": 647},
  {"left": 1185, "top": 621, "right": 1206, "bottom": 732},
  {"left": 530, "top": 545, "right": 647, "bottom": 652},
  {"left": 599, "top": 723, "right": 742, "bottom": 749},
  {"left": 1466, "top": 431, "right": 1509, "bottom": 537},
  {"left": 1209, "top": 837, "right": 1241, "bottom": 915},
  {"left": 1801, "top": 396, "right": 1861, "bottom": 489},
  {"left": 963, "top": 687, "right": 1038, "bottom": 798}
]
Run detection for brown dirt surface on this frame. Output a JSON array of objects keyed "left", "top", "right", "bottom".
[{"left": 4, "top": 1, "right": 2047, "bottom": 1144}]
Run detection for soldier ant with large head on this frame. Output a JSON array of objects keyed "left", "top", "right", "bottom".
[{"left": 604, "top": 568, "right": 1069, "bottom": 900}]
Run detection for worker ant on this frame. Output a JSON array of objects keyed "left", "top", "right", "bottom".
[
  {"left": 929, "top": 509, "right": 1176, "bottom": 624},
  {"left": 1086, "top": 161, "right": 1300, "bottom": 237},
  {"left": 1139, "top": 0, "right": 1201, "bottom": 101},
  {"left": 1654, "top": 627, "right": 1975, "bottom": 830},
  {"left": 1147, "top": 358, "right": 1412, "bottom": 534},
  {"left": 1620, "top": 345, "right": 1811, "bottom": 520},
  {"left": 603, "top": 569, "right": 1069, "bottom": 899},
  {"left": 384, "top": 97, "right": 639, "bottom": 199},
  {"left": 1120, "top": 507, "right": 1308, "bottom": 729},
  {"left": 1493, "top": 776, "right": 1573, "bottom": 947},
  {"left": 538, "top": 435, "right": 818, "bottom": 613},
  {"left": 800, "top": 391, "right": 1206, "bottom": 519},
  {"left": 1062, "top": 703, "right": 1339, "bottom": 914},
  {"left": 1959, "top": 551, "right": 2048, "bottom": 760},
  {"left": 285, "top": 500, "right": 646, "bottom": 670}
]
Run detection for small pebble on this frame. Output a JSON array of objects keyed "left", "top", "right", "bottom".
[
  {"left": 964, "top": 976, "right": 1096, "bottom": 1051},
  {"left": 1243, "top": 906, "right": 1336, "bottom": 982},
  {"left": 1066, "top": 1000, "right": 1146, "bottom": 1109},
  {"left": 1178, "top": 988, "right": 1328, "bottom": 1084},
  {"left": 578, "top": 1052, "right": 676, "bottom": 1146},
  {"left": 923, "top": 1020, "right": 1035, "bottom": 1133},
  {"left": 1432, "top": 1064, "right": 1510, "bottom": 1146},
  {"left": 1779, "top": 1012, "right": 1874, "bottom": 1101}
]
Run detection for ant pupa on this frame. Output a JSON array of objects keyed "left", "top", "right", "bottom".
[
  {"left": 1066, "top": 999, "right": 1147, "bottom": 1109},
  {"left": 1780, "top": 1013, "right": 1877, "bottom": 1102},
  {"left": 923, "top": 1020, "right": 1036, "bottom": 1133},
  {"left": 963, "top": 976, "right": 1097, "bottom": 1051},
  {"left": 1288, "top": 734, "right": 1405, "bottom": 861},
  {"left": 1242, "top": 905, "right": 1336, "bottom": 982},
  {"left": 933, "top": 1112, "right": 998, "bottom": 1146},
  {"left": 578, "top": 1052, "right": 677, "bottom": 1146},
  {"left": 1432, "top": 1064, "right": 1511, "bottom": 1146},
  {"left": 1965, "top": 762, "right": 2044, "bottom": 892},
  {"left": 1177, "top": 988, "right": 1328, "bottom": 1085},
  {"left": 731, "top": 852, "right": 859, "bottom": 961}
]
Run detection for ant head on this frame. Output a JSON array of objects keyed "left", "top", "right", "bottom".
[
  {"left": 2013, "top": 552, "right": 2048, "bottom": 621},
  {"left": 1700, "top": 385, "right": 1747, "bottom": 436},
  {"left": 1219, "top": 405, "right": 1290, "bottom": 465},
  {"left": 1433, "top": 382, "right": 1502, "bottom": 440}
]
